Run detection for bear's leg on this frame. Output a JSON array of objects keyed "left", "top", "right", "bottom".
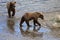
[
  {"left": 12, "top": 9, "right": 15, "bottom": 17},
  {"left": 33, "top": 20, "right": 37, "bottom": 31},
  {"left": 36, "top": 20, "right": 41, "bottom": 30},
  {"left": 25, "top": 20, "right": 30, "bottom": 27},
  {"left": 33, "top": 20, "right": 41, "bottom": 31},
  {"left": 35, "top": 20, "right": 41, "bottom": 26},
  {"left": 33, "top": 20, "right": 38, "bottom": 31},
  {"left": 20, "top": 18, "right": 24, "bottom": 27},
  {"left": 8, "top": 9, "right": 11, "bottom": 18},
  {"left": 33, "top": 20, "right": 37, "bottom": 26}
]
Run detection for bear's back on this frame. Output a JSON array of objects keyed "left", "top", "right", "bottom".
[{"left": 23, "top": 12, "right": 40, "bottom": 19}]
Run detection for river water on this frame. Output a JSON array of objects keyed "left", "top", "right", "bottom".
[{"left": 0, "top": 0, "right": 60, "bottom": 40}]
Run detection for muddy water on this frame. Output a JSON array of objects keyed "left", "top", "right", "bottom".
[{"left": 0, "top": 0, "right": 60, "bottom": 40}]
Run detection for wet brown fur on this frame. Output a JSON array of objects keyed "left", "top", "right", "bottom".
[
  {"left": 7, "top": 2, "right": 16, "bottom": 18},
  {"left": 20, "top": 12, "right": 44, "bottom": 27}
]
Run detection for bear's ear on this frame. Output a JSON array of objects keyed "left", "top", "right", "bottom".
[
  {"left": 14, "top": 2, "right": 16, "bottom": 4},
  {"left": 12, "top": 2, "right": 16, "bottom": 6},
  {"left": 13, "top": 1, "right": 16, "bottom": 5}
]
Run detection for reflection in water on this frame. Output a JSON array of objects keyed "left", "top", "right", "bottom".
[
  {"left": 7, "top": 18, "right": 15, "bottom": 33},
  {"left": 20, "top": 26, "right": 43, "bottom": 38},
  {"left": 33, "top": 26, "right": 41, "bottom": 32}
]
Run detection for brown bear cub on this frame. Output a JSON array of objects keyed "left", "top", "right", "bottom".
[
  {"left": 7, "top": 1, "right": 16, "bottom": 18},
  {"left": 20, "top": 12, "right": 44, "bottom": 27}
]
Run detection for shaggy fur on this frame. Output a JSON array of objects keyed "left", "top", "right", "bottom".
[
  {"left": 7, "top": 2, "right": 16, "bottom": 18},
  {"left": 20, "top": 12, "right": 44, "bottom": 27}
]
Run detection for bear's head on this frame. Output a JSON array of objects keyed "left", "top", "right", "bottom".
[
  {"left": 40, "top": 14, "right": 44, "bottom": 20},
  {"left": 10, "top": 1, "right": 16, "bottom": 8},
  {"left": 36, "top": 12, "right": 44, "bottom": 20}
]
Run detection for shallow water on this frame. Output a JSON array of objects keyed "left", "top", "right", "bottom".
[{"left": 0, "top": 0, "right": 60, "bottom": 40}]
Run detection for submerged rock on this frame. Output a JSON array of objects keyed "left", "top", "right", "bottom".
[
  {"left": 52, "top": 22, "right": 60, "bottom": 27},
  {"left": 52, "top": 15, "right": 60, "bottom": 28}
]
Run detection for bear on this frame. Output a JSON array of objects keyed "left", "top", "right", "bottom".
[
  {"left": 20, "top": 12, "right": 44, "bottom": 27},
  {"left": 6, "top": 1, "right": 16, "bottom": 18}
]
